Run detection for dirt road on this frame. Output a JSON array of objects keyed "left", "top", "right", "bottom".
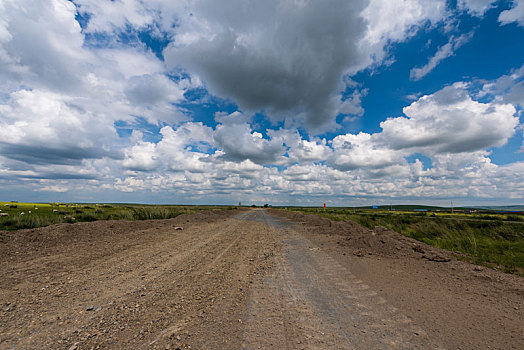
[{"left": 1, "top": 209, "right": 522, "bottom": 349}]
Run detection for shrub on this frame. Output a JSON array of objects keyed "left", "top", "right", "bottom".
[
  {"left": 78, "top": 213, "right": 98, "bottom": 222},
  {"left": 507, "top": 215, "right": 524, "bottom": 222},
  {"left": 130, "top": 207, "right": 181, "bottom": 220}
]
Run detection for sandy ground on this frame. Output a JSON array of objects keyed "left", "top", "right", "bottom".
[{"left": 1, "top": 208, "right": 522, "bottom": 349}]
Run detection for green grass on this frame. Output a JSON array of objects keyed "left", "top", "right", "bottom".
[
  {"left": 0, "top": 202, "right": 230, "bottom": 231},
  {"left": 280, "top": 207, "right": 524, "bottom": 276}
]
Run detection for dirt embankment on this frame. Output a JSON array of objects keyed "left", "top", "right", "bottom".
[{"left": 269, "top": 210, "right": 454, "bottom": 261}]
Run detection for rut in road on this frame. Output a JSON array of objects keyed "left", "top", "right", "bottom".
[{"left": 240, "top": 209, "right": 444, "bottom": 349}]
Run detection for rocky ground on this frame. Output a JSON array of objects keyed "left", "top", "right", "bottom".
[{"left": 1, "top": 208, "right": 522, "bottom": 349}]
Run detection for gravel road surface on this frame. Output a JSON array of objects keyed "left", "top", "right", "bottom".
[{"left": 1, "top": 209, "right": 522, "bottom": 349}]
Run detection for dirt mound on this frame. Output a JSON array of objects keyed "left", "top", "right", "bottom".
[
  {"left": 174, "top": 208, "right": 239, "bottom": 224},
  {"left": 271, "top": 211, "right": 369, "bottom": 235},
  {"left": 270, "top": 210, "right": 452, "bottom": 262},
  {"left": 348, "top": 226, "right": 452, "bottom": 262}
]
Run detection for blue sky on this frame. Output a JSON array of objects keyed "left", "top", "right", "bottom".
[{"left": 0, "top": 0, "right": 523, "bottom": 206}]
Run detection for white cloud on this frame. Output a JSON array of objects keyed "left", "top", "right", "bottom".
[
  {"left": 457, "top": 0, "right": 497, "bottom": 16},
  {"left": 95, "top": 48, "right": 165, "bottom": 79},
  {"left": 213, "top": 123, "right": 286, "bottom": 165},
  {"left": 122, "top": 123, "right": 214, "bottom": 173},
  {"left": 0, "top": 0, "right": 89, "bottom": 92},
  {"left": 0, "top": 89, "right": 119, "bottom": 164},
  {"left": 213, "top": 111, "right": 244, "bottom": 124},
  {"left": 478, "top": 63, "right": 524, "bottom": 108},
  {"left": 458, "top": 0, "right": 524, "bottom": 27},
  {"left": 326, "top": 83, "right": 518, "bottom": 174},
  {"left": 0, "top": 0, "right": 194, "bottom": 172},
  {"left": 410, "top": 32, "right": 474, "bottom": 81},
  {"left": 499, "top": 0, "right": 524, "bottom": 27},
  {"left": 37, "top": 184, "right": 70, "bottom": 193},
  {"left": 287, "top": 139, "right": 332, "bottom": 164},
  {"left": 45, "top": 0, "right": 450, "bottom": 131},
  {"left": 378, "top": 84, "right": 518, "bottom": 153},
  {"left": 329, "top": 132, "right": 405, "bottom": 170},
  {"left": 362, "top": 0, "right": 446, "bottom": 47},
  {"left": 73, "top": 0, "right": 156, "bottom": 33},
  {"left": 164, "top": 0, "right": 371, "bottom": 130},
  {"left": 162, "top": 0, "right": 448, "bottom": 130},
  {"left": 476, "top": 65, "right": 524, "bottom": 152},
  {"left": 122, "top": 140, "right": 158, "bottom": 172},
  {"left": 338, "top": 89, "right": 368, "bottom": 117}
]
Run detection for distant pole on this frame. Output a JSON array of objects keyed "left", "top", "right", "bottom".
[
  {"left": 451, "top": 201, "right": 454, "bottom": 213},
  {"left": 390, "top": 202, "right": 392, "bottom": 211}
]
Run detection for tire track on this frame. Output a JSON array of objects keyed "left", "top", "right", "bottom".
[{"left": 242, "top": 210, "right": 444, "bottom": 349}]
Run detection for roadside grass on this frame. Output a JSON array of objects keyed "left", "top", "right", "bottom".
[
  {"left": 310, "top": 207, "right": 524, "bottom": 222},
  {"left": 0, "top": 202, "right": 228, "bottom": 231},
  {"left": 281, "top": 208, "right": 524, "bottom": 276}
]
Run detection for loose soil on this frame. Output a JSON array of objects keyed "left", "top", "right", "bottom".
[{"left": 1, "top": 209, "right": 522, "bottom": 349}]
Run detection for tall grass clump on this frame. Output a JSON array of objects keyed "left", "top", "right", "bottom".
[
  {"left": 130, "top": 207, "right": 182, "bottom": 220},
  {"left": 0, "top": 214, "right": 64, "bottom": 230}
]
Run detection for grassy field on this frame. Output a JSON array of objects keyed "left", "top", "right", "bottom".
[
  {"left": 280, "top": 207, "right": 524, "bottom": 276},
  {"left": 0, "top": 202, "right": 231, "bottom": 231}
]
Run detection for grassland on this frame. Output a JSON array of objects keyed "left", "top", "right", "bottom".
[
  {"left": 0, "top": 201, "right": 230, "bottom": 231},
  {"left": 280, "top": 207, "right": 524, "bottom": 276}
]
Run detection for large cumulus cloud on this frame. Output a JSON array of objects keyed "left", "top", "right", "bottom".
[
  {"left": 71, "top": 0, "right": 448, "bottom": 129},
  {"left": 164, "top": 0, "right": 368, "bottom": 130},
  {"left": 163, "top": 0, "right": 447, "bottom": 130},
  {"left": 0, "top": 0, "right": 88, "bottom": 92},
  {"left": 378, "top": 84, "right": 518, "bottom": 153},
  {"left": 0, "top": 89, "right": 119, "bottom": 165},
  {"left": 328, "top": 84, "right": 518, "bottom": 173}
]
